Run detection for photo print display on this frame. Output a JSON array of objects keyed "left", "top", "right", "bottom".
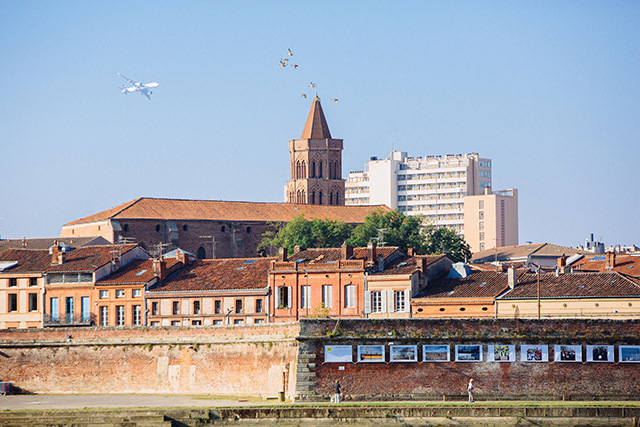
[
  {"left": 488, "top": 344, "right": 516, "bottom": 362},
  {"left": 520, "top": 345, "right": 549, "bottom": 362},
  {"left": 423, "top": 345, "right": 450, "bottom": 362},
  {"left": 586, "top": 345, "right": 614, "bottom": 362},
  {"left": 554, "top": 345, "right": 582, "bottom": 362},
  {"left": 455, "top": 345, "right": 483, "bottom": 362},
  {"left": 390, "top": 345, "right": 418, "bottom": 362},
  {"left": 619, "top": 346, "right": 640, "bottom": 363},
  {"left": 357, "top": 345, "right": 386, "bottom": 363},
  {"left": 324, "top": 345, "right": 353, "bottom": 363}
]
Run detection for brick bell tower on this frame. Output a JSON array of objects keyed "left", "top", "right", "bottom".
[{"left": 285, "top": 96, "right": 345, "bottom": 205}]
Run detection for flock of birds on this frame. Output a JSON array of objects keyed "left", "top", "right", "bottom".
[{"left": 279, "top": 48, "right": 338, "bottom": 104}]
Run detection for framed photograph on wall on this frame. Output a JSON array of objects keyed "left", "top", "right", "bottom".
[
  {"left": 488, "top": 345, "right": 516, "bottom": 362},
  {"left": 586, "top": 345, "right": 614, "bottom": 363},
  {"left": 324, "top": 345, "right": 353, "bottom": 363},
  {"left": 455, "top": 345, "right": 483, "bottom": 362},
  {"left": 554, "top": 345, "right": 582, "bottom": 362},
  {"left": 423, "top": 345, "right": 450, "bottom": 362},
  {"left": 390, "top": 345, "right": 418, "bottom": 362},
  {"left": 619, "top": 346, "right": 640, "bottom": 363},
  {"left": 521, "top": 344, "right": 549, "bottom": 362},
  {"left": 357, "top": 345, "right": 386, "bottom": 363}
]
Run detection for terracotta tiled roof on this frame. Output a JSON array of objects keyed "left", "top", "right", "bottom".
[
  {"left": 370, "top": 255, "right": 446, "bottom": 276},
  {"left": 96, "top": 258, "right": 181, "bottom": 286},
  {"left": 499, "top": 272, "right": 640, "bottom": 299},
  {"left": 0, "top": 249, "right": 52, "bottom": 273},
  {"left": 288, "top": 246, "right": 401, "bottom": 265},
  {"left": 570, "top": 255, "right": 640, "bottom": 277},
  {"left": 63, "top": 198, "right": 389, "bottom": 226},
  {"left": 470, "top": 243, "right": 590, "bottom": 263},
  {"left": 0, "top": 237, "right": 110, "bottom": 252},
  {"left": 414, "top": 269, "right": 511, "bottom": 299},
  {"left": 148, "top": 257, "right": 275, "bottom": 293},
  {"left": 45, "top": 244, "right": 138, "bottom": 273},
  {"left": 300, "top": 96, "right": 332, "bottom": 139}
]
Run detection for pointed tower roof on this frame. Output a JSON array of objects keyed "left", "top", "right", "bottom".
[{"left": 300, "top": 96, "right": 332, "bottom": 139}]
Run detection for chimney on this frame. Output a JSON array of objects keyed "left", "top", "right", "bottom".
[
  {"left": 278, "top": 247, "right": 288, "bottom": 262},
  {"left": 176, "top": 249, "right": 187, "bottom": 265},
  {"left": 557, "top": 254, "right": 567, "bottom": 268},
  {"left": 377, "top": 254, "right": 385, "bottom": 271},
  {"left": 341, "top": 244, "right": 353, "bottom": 260},
  {"left": 293, "top": 245, "right": 303, "bottom": 254},
  {"left": 407, "top": 247, "right": 415, "bottom": 257},
  {"left": 50, "top": 242, "right": 65, "bottom": 265},
  {"left": 507, "top": 266, "right": 517, "bottom": 289},
  {"left": 153, "top": 258, "right": 167, "bottom": 279},
  {"left": 605, "top": 252, "right": 616, "bottom": 270},
  {"left": 367, "top": 241, "right": 377, "bottom": 265}
]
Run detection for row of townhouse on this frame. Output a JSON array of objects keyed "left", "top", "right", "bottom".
[{"left": 2, "top": 240, "right": 639, "bottom": 329}]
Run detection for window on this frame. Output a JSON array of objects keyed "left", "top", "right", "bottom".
[
  {"left": 192, "top": 320, "right": 201, "bottom": 326},
  {"left": 123, "top": 224, "right": 129, "bottom": 232},
  {"left": 183, "top": 224, "right": 188, "bottom": 231},
  {"left": 235, "top": 299, "right": 243, "bottom": 314},
  {"left": 132, "top": 289, "right": 141, "bottom": 298},
  {"left": 116, "top": 289, "right": 125, "bottom": 298},
  {"left": 479, "top": 222, "right": 484, "bottom": 230},
  {"left": 479, "top": 232, "right": 485, "bottom": 241},
  {"left": 479, "top": 211, "right": 484, "bottom": 220},
  {"left": 233, "top": 319, "right": 244, "bottom": 325},
  {"left": 29, "top": 277, "right": 37, "bottom": 287},
  {"left": 479, "top": 200, "right": 484, "bottom": 209},
  {"left": 65, "top": 297, "right": 74, "bottom": 322},
  {"left": 221, "top": 225, "right": 226, "bottom": 232},
  {"left": 156, "top": 224, "right": 161, "bottom": 232},
  {"left": 29, "top": 293, "right": 38, "bottom": 312},
  {"left": 479, "top": 170, "right": 491, "bottom": 178},
  {"left": 8, "top": 294, "right": 17, "bottom": 312},
  {"left": 479, "top": 243, "right": 485, "bottom": 251},
  {"left": 172, "top": 301, "right": 179, "bottom": 315},
  {"left": 99, "top": 290, "right": 108, "bottom": 299},
  {"left": 344, "top": 285, "right": 356, "bottom": 308},
  {"left": 116, "top": 306, "right": 125, "bottom": 326},
  {"left": 394, "top": 290, "right": 406, "bottom": 312},
  {"left": 255, "top": 318, "right": 264, "bottom": 324},
  {"left": 246, "top": 227, "right": 251, "bottom": 234},
  {"left": 151, "top": 321, "right": 159, "bottom": 326},
  {"left": 100, "top": 306, "right": 108, "bottom": 326},
  {"left": 193, "top": 300, "right": 201, "bottom": 314},
  {"left": 50, "top": 297, "right": 59, "bottom": 321},
  {"left": 322, "top": 285, "right": 333, "bottom": 308},
  {"left": 213, "top": 320, "right": 222, "bottom": 325},
  {"left": 214, "top": 300, "right": 221, "bottom": 314},
  {"left": 371, "top": 291, "right": 383, "bottom": 313},
  {"left": 301, "top": 285, "right": 311, "bottom": 309},
  {"left": 132, "top": 305, "right": 141, "bottom": 326},
  {"left": 9, "top": 278, "right": 17, "bottom": 287},
  {"left": 171, "top": 320, "right": 180, "bottom": 326},
  {"left": 197, "top": 247, "right": 206, "bottom": 259},
  {"left": 151, "top": 302, "right": 158, "bottom": 315},
  {"left": 255, "top": 299, "right": 263, "bottom": 313},
  {"left": 277, "top": 286, "right": 291, "bottom": 309}
]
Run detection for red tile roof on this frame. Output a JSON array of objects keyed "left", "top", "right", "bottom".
[
  {"left": 96, "top": 258, "right": 181, "bottom": 286},
  {"left": 370, "top": 255, "right": 446, "bottom": 276},
  {"left": 45, "top": 244, "right": 138, "bottom": 273},
  {"left": 0, "top": 249, "right": 52, "bottom": 273},
  {"left": 288, "top": 246, "right": 401, "bottom": 265},
  {"left": 414, "top": 269, "right": 511, "bottom": 299},
  {"left": 147, "top": 257, "right": 275, "bottom": 293},
  {"left": 499, "top": 272, "right": 640, "bottom": 299},
  {"left": 470, "top": 243, "right": 590, "bottom": 263},
  {"left": 63, "top": 198, "right": 389, "bottom": 226},
  {"left": 300, "top": 96, "right": 332, "bottom": 139},
  {"left": 571, "top": 255, "right": 640, "bottom": 277}
]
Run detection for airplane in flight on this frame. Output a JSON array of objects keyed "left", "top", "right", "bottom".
[{"left": 117, "top": 73, "right": 159, "bottom": 100}]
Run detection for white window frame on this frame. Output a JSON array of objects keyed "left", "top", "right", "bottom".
[
  {"left": 99, "top": 290, "right": 108, "bottom": 299},
  {"left": 132, "top": 305, "right": 141, "bottom": 326},
  {"left": 116, "top": 289, "right": 125, "bottom": 298},
  {"left": 276, "top": 286, "right": 292, "bottom": 309},
  {"left": 100, "top": 306, "right": 108, "bottom": 326},
  {"left": 322, "top": 285, "right": 333, "bottom": 308},
  {"left": 132, "top": 289, "right": 141, "bottom": 298},
  {"left": 116, "top": 305, "right": 125, "bottom": 326},
  {"left": 344, "top": 285, "right": 356, "bottom": 308},
  {"left": 301, "top": 285, "right": 311, "bottom": 309}
]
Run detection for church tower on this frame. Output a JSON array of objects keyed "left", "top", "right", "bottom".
[{"left": 285, "top": 96, "right": 345, "bottom": 205}]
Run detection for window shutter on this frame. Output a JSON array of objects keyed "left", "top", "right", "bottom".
[
  {"left": 327, "top": 285, "right": 333, "bottom": 308},
  {"left": 404, "top": 290, "right": 411, "bottom": 313},
  {"left": 287, "top": 287, "right": 292, "bottom": 309},
  {"left": 275, "top": 287, "right": 280, "bottom": 308},
  {"left": 388, "top": 290, "right": 395, "bottom": 313},
  {"left": 380, "top": 291, "right": 387, "bottom": 313},
  {"left": 349, "top": 285, "right": 355, "bottom": 308},
  {"left": 364, "top": 291, "right": 371, "bottom": 314}
]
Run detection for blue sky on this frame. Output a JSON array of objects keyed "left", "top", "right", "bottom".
[{"left": 1, "top": 1, "right": 639, "bottom": 249}]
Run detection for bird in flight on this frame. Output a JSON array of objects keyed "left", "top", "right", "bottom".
[
  {"left": 292, "top": 64, "right": 299, "bottom": 69},
  {"left": 287, "top": 48, "right": 293, "bottom": 56},
  {"left": 331, "top": 98, "right": 339, "bottom": 103},
  {"left": 308, "top": 82, "right": 316, "bottom": 88},
  {"left": 279, "top": 60, "right": 287, "bottom": 67},
  {"left": 300, "top": 93, "right": 307, "bottom": 98}
]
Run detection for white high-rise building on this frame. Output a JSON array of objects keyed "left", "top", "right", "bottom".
[{"left": 345, "top": 151, "right": 492, "bottom": 234}]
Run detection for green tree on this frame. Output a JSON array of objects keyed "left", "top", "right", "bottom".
[
  {"left": 422, "top": 224, "right": 472, "bottom": 263},
  {"left": 258, "top": 214, "right": 353, "bottom": 256},
  {"left": 346, "top": 210, "right": 428, "bottom": 254}
]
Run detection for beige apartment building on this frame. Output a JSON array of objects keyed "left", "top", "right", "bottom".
[{"left": 464, "top": 188, "right": 519, "bottom": 253}]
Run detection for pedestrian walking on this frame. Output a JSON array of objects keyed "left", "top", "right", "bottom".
[
  {"left": 467, "top": 378, "right": 475, "bottom": 402},
  {"left": 332, "top": 380, "right": 342, "bottom": 404}
]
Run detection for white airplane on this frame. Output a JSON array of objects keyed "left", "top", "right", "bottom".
[{"left": 117, "top": 73, "right": 159, "bottom": 100}]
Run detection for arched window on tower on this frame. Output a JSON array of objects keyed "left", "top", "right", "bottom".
[
  {"left": 319, "top": 192, "right": 323, "bottom": 205},
  {"left": 197, "top": 247, "right": 206, "bottom": 259},
  {"left": 335, "top": 192, "right": 340, "bottom": 205},
  {"left": 302, "top": 190, "right": 306, "bottom": 203},
  {"left": 311, "top": 192, "right": 316, "bottom": 204},
  {"left": 312, "top": 162, "right": 316, "bottom": 178},
  {"left": 318, "top": 162, "right": 323, "bottom": 178},
  {"left": 330, "top": 192, "right": 334, "bottom": 205},
  {"left": 302, "top": 161, "right": 306, "bottom": 178}
]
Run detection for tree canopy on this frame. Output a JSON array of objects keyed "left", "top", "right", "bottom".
[{"left": 258, "top": 209, "right": 472, "bottom": 263}]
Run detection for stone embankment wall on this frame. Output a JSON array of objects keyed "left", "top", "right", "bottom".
[
  {"left": 296, "top": 318, "right": 640, "bottom": 401},
  {"left": 0, "top": 323, "right": 299, "bottom": 397}
]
